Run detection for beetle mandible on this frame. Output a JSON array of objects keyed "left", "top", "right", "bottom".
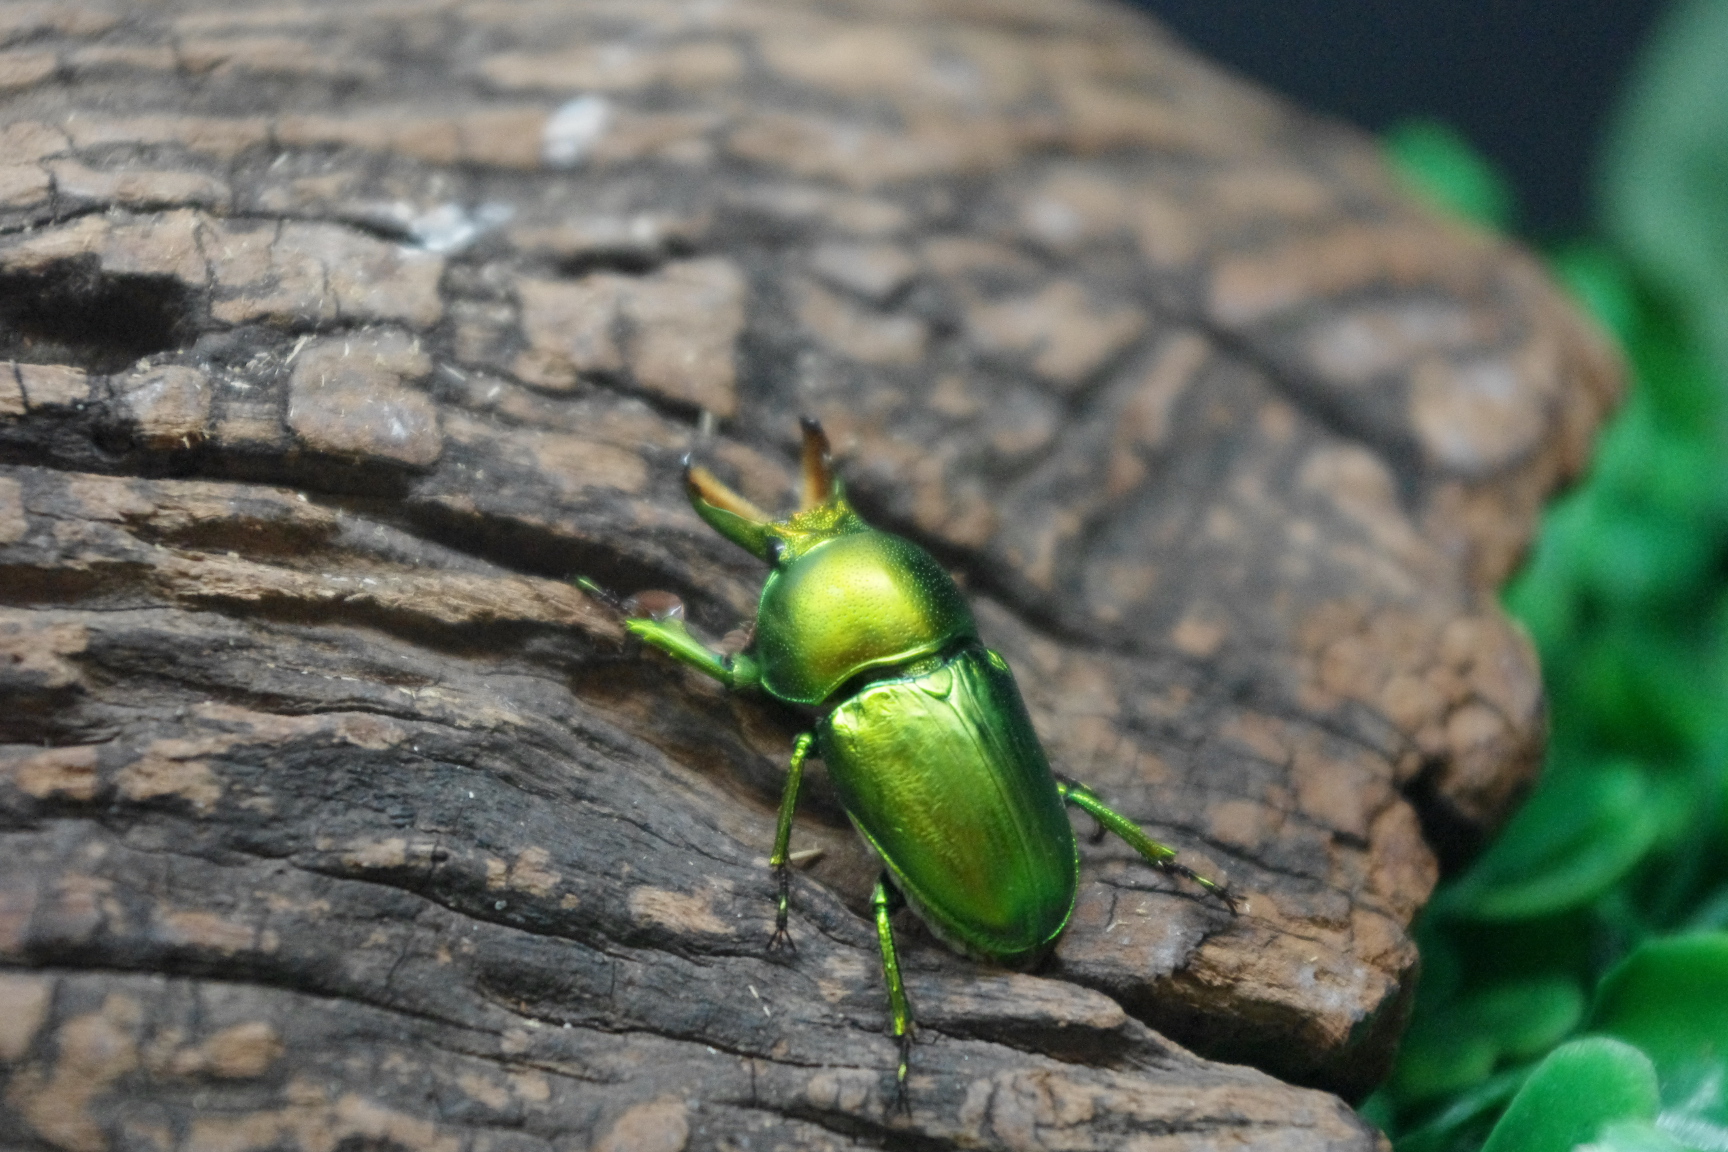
[{"left": 586, "top": 418, "right": 1238, "bottom": 1108}]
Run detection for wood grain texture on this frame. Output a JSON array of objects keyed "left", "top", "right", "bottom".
[{"left": 0, "top": 0, "right": 1618, "bottom": 1147}]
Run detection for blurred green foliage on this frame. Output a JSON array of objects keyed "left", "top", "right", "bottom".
[
  {"left": 1362, "top": 2, "right": 1728, "bottom": 1148},
  {"left": 1384, "top": 120, "right": 1516, "bottom": 234}
]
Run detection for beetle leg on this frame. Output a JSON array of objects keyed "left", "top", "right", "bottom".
[
  {"left": 594, "top": 604, "right": 763, "bottom": 693},
  {"left": 798, "top": 416, "right": 836, "bottom": 509},
  {"left": 580, "top": 578, "right": 763, "bottom": 690},
  {"left": 1058, "top": 781, "right": 1240, "bottom": 914},
  {"left": 871, "top": 874, "right": 915, "bottom": 1115},
  {"left": 767, "top": 732, "right": 813, "bottom": 953},
  {"left": 577, "top": 578, "right": 766, "bottom": 692}
]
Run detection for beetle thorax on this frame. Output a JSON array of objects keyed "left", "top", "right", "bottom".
[{"left": 751, "top": 524, "right": 976, "bottom": 706}]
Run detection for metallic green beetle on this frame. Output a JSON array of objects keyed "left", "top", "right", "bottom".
[{"left": 590, "top": 419, "right": 1236, "bottom": 1106}]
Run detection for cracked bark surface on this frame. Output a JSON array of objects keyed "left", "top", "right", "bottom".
[{"left": 0, "top": 0, "right": 1619, "bottom": 1148}]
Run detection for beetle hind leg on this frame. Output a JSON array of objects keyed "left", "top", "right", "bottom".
[
  {"left": 871, "top": 873, "right": 915, "bottom": 1116},
  {"left": 767, "top": 733, "right": 813, "bottom": 953},
  {"left": 1058, "top": 780, "right": 1240, "bottom": 914}
]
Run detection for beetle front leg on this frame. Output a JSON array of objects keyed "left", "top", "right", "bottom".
[
  {"left": 578, "top": 579, "right": 761, "bottom": 691},
  {"left": 624, "top": 616, "right": 762, "bottom": 691},
  {"left": 1058, "top": 781, "right": 1240, "bottom": 914},
  {"left": 871, "top": 874, "right": 915, "bottom": 1116},
  {"left": 767, "top": 732, "right": 813, "bottom": 952}
]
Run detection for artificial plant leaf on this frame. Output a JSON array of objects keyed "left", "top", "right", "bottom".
[
  {"left": 1567, "top": 640, "right": 1719, "bottom": 766},
  {"left": 1589, "top": 1119, "right": 1693, "bottom": 1152},
  {"left": 1385, "top": 119, "right": 1515, "bottom": 231},
  {"left": 1392, "top": 1066, "right": 1532, "bottom": 1152},
  {"left": 1601, "top": 0, "right": 1728, "bottom": 392},
  {"left": 1438, "top": 762, "right": 1665, "bottom": 920},
  {"left": 1480, "top": 1037, "right": 1660, "bottom": 1152},
  {"left": 1387, "top": 977, "right": 1584, "bottom": 1109},
  {"left": 1389, "top": 1018, "right": 1500, "bottom": 1105},
  {"left": 1411, "top": 919, "right": 1463, "bottom": 1012},
  {"left": 1465, "top": 977, "right": 1587, "bottom": 1061},
  {"left": 1502, "top": 492, "right": 1591, "bottom": 651},
  {"left": 1354, "top": 1090, "right": 1395, "bottom": 1133},
  {"left": 1685, "top": 886, "right": 1728, "bottom": 931},
  {"left": 1592, "top": 933, "right": 1728, "bottom": 1126},
  {"left": 1550, "top": 242, "right": 1640, "bottom": 348},
  {"left": 1580, "top": 381, "right": 1728, "bottom": 544},
  {"left": 1574, "top": 509, "right": 1716, "bottom": 612}
]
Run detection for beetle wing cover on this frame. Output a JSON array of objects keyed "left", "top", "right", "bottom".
[{"left": 817, "top": 646, "right": 1078, "bottom": 962}]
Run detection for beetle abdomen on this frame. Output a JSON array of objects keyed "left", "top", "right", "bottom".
[
  {"left": 755, "top": 530, "right": 975, "bottom": 705},
  {"left": 816, "top": 644, "right": 1078, "bottom": 963}
]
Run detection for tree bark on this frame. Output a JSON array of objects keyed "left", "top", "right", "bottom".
[{"left": 0, "top": 0, "right": 1618, "bottom": 1148}]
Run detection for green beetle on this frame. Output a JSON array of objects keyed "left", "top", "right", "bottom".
[{"left": 587, "top": 419, "right": 1236, "bottom": 1106}]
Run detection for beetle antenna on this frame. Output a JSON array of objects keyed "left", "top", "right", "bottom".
[{"left": 798, "top": 416, "right": 835, "bottom": 510}]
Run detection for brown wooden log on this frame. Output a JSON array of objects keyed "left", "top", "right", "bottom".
[{"left": 0, "top": 0, "right": 1618, "bottom": 1147}]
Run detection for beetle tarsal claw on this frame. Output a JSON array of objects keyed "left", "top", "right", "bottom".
[
  {"left": 767, "top": 866, "right": 797, "bottom": 954},
  {"left": 1159, "top": 859, "right": 1241, "bottom": 915},
  {"left": 623, "top": 589, "right": 685, "bottom": 622},
  {"left": 575, "top": 576, "right": 627, "bottom": 616},
  {"left": 890, "top": 1032, "right": 913, "bottom": 1117}
]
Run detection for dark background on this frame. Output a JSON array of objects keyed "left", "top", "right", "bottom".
[{"left": 1128, "top": 0, "right": 1669, "bottom": 238}]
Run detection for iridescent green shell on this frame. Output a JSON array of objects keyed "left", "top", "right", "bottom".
[
  {"left": 816, "top": 644, "right": 1078, "bottom": 962},
  {"left": 754, "top": 529, "right": 975, "bottom": 706}
]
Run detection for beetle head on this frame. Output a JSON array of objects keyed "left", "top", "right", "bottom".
[{"left": 685, "top": 418, "right": 864, "bottom": 564}]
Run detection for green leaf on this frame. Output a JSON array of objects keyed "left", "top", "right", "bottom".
[
  {"left": 1574, "top": 511, "right": 1717, "bottom": 611},
  {"left": 1438, "top": 763, "right": 1666, "bottom": 920},
  {"left": 1592, "top": 933, "right": 1728, "bottom": 1125},
  {"left": 1684, "top": 886, "right": 1728, "bottom": 931},
  {"left": 1390, "top": 1018, "right": 1500, "bottom": 1104},
  {"left": 1392, "top": 1066, "right": 1531, "bottom": 1152},
  {"left": 1385, "top": 119, "right": 1515, "bottom": 231},
  {"left": 1550, "top": 242, "right": 1641, "bottom": 349},
  {"left": 1601, "top": 0, "right": 1728, "bottom": 392},
  {"left": 1588, "top": 1119, "right": 1692, "bottom": 1152},
  {"left": 1480, "top": 1038, "right": 1660, "bottom": 1152},
  {"left": 1355, "top": 1090, "right": 1396, "bottom": 1133},
  {"left": 1583, "top": 394, "right": 1728, "bottom": 525},
  {"left": 1411, "top": 920, "right": 1463, "bottom": 1011},
  {"left": 1621, "top": 288, "right": 1728, "bottom": 438},
  {"left": 1566, "top": 642, "right": 1719, "bottom": 765},
  {"left": 1466, "top": 978, "right": 1587, "bottom": 1061},
  {"left": 1388, "top": 977, "right": 1585, "bottom": 1108}
]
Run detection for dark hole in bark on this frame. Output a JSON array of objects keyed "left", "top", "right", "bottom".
[
  {"left": 0, "top": 258, "right": 198, "bottom": 374},
  {"left": 1402, "top": 756, "right": 1495, "bottom": 875},
  {"left": 553, "top": 249, "right": 667, "bottom": 278}
]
